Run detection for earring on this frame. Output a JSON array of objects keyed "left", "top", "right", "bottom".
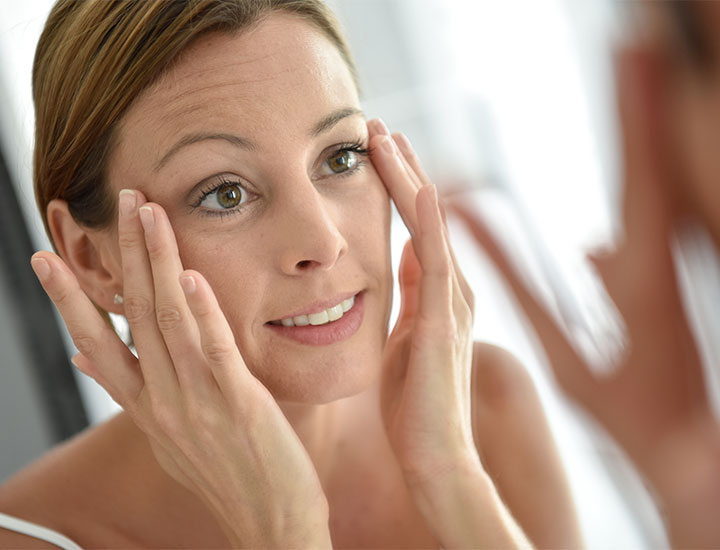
[{"left": 113, "top": 293, "right": 124, "bottom": 305}]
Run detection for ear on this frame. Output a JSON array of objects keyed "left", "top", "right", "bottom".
[{"left": 47, "top": 199, "right": 124, "bottom": 315}]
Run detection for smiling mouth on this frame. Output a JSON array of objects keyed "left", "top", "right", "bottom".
[{"left": 268, "top": 295, "right": 356, "bottom": 327}]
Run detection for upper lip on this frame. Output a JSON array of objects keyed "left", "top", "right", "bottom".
[{"left": 267, "top": 290, "right": 361, "bottom": 322}]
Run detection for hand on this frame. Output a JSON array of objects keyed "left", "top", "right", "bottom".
[
  {"left": 367, "top": 120, "right": 532, "bottom": 549},
  {"left": 31, "top": 190, "right": 331, "bottom": 548},
  {"left": 367, "top": 119, "right": 476, "bottom": 484},
  {"left": 447, "top": 46, "right": 720, "bottom": 548}
]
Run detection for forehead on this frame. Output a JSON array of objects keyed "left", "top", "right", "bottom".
[{"left": 114, "top": 12, "right": 359, "bottom": 171}]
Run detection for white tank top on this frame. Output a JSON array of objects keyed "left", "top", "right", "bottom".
[{"left": 0, "top": 512, "right": 82, "bottom": 549}]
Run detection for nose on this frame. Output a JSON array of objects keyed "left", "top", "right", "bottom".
[{"left": 275, "top": 186, "right": 348, "bottom": 276}]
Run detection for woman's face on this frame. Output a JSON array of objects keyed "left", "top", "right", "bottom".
[{"left": 105, "top": 13, "right": 393, "bottom": 403}]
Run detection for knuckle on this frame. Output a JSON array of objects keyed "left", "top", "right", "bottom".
[
  {"left": 203, "top": 341, "right": 235, "bottom": 365},
  {"left": 118, "top": 232, "right": 140, "bottom": 251},
  {"left": 156, "top": 303, "right": 184, "bottom": 332},
  {"left": 72, "top": 334, "right": 97, "bottom": 357},
  {"left": 145, "top": 239, "right": 167, "bottom": 262},
  {"left": 51, "top": 283, "right": 74, "bottom": 307},
  {"left": 124, "top": 294, "right": 154, "bottom": 322}
]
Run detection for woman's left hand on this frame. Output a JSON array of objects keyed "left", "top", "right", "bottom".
[
  {"left": 368, "top": 119, "right": 476, "bottom": 483},
  {"left": 368, "top": 120, "right": 532, "bottom": 549}
]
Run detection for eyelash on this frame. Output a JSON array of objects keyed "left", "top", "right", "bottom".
[{"left": 191, "top": 139, "right": 370, "bottom": 219}]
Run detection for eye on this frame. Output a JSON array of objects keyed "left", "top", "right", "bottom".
[
  {"left": 318, "top": 144, "right": 367, "bottom": 178},
  {"left": 197, "top": 180, "right": 249, "bottom": 211},
  {"left": 326, "top": 150, "right": 358, "bottom": 174}
]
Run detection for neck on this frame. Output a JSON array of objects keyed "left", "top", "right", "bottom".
[{"left": 276, "top": 398, "right": 344, "bottom": 483}]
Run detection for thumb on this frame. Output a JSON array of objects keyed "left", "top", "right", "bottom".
[{"left": 395, "top": 238, "right": 422, "bottom": 329}]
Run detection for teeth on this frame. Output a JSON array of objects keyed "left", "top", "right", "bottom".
[
  {"left": 293, "top": 315, "right": 310, "bottom": 327},
  {"left": 327, "top": 304, "right": 343, "bottom": 321},
  {"left": 271, "top": 295, "right": 355, "bottom": 327}
]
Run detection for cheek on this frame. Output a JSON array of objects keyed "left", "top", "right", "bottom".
[
  {"left": 343, "top": 175, "right": 392, "bottom": 273},
  {"left": 174, "top": 230, "right": 267, "bottom": 341}
]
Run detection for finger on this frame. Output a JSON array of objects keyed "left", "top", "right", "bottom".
[
  {"left": 138, "top": 203, "right": 211, "bottom": 395},
  {"left": 179, "top": 270, "right": 250, "bottom": 405},
  {"left": 447, "top": 202, "right": 599, "bottom": 404},
  {"left": 31, "top": 251, "right": 142, "bottom": 404},
  {"left": 392, "top": 132, "right": 431, "bottom": 188},
  {"left": 392, "top": 132, "right": 475, "bottom": 315},
  {"left": 416, "top": 185, "right": 454, "bottom": 329},
  {"left": 395, "top": 238, "right": 422, "bottom": 328},
  {"left": 367, "top": 118, "right": 386, "bottom": 142},
  {"left": 117, "top": 189, "right": 179, "bottom": 393},
  {"left": 370, "top": 132, "right": 422, "bottom": 237},
  {"left": 71, "top": 353, "right": 125, "bottom": 407},
  {"left": 618, "top": 46, "right": 674, "bottom": 257}
]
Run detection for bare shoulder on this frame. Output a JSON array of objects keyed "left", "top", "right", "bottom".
[
  {"left": 470, "top": 342, "right": 584, "bottom": 548},
  {"left": 471, "top": 341, "right": 539, "bottom": 411},
  {"left": 0, "top": 413, "right": 139, "bottom": 547}
]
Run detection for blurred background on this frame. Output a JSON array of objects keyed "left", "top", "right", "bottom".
[{"left": 2, "top": 0, "right": 719, "bottom": 547}]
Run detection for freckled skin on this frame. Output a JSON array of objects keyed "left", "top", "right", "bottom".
[{"left": 106, "top": 15, "right": 394, "bottom": 403}]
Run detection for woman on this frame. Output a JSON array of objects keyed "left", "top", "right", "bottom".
[
  {"left": 0, "top": 1, "right": 580, "bottom": 548},
  {"left": 451, "top": 2, "right": 720, "bottom": 548}
]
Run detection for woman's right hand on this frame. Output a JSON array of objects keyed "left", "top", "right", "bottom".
[{"left": 30, "top": 189, "right": 331, "bottom": 549}]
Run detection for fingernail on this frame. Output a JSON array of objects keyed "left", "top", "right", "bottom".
[
  {"left": 31, "top": 257, "right": 50, "bottom": 282},
  {"left": 376, "top": 118, "right": 390, "bottom": 135},
  {"left": 119, "top": 189, "right": 136, "bottom": 217},
  {"left": 139, "top": 205, "right": 154, "bottom": 232},
  {"left": 180, "top": 274, "right": 196, "bottom": 295},
  {"left": 380, "top": 135, "right": 395, "bottom": 154},
  {"left": 70, "top": 354, "right": 81, "bottom": 369},
  {"left": 396, "top": 133, "right": 413, "bottom": 153}
]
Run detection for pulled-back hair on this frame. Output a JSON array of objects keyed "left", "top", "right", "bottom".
[{"left": 33, "top": 0, "right": 357, "bottom": 240}]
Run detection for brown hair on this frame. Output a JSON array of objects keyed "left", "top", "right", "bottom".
[{"left": 33, "top": 0, "right": 358, "bottom": 239}]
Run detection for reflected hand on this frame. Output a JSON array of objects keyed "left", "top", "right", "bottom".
[
  {"left": 31, "top": 190, "right": 330, "bottom": 548},
  {"left": 448, "top": 47, "right": 720, "bottom": 548}
]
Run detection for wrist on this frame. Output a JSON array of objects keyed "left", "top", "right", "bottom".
[
  {"left": 406, "top": 454, "right": 532, "bottom": 549},
  {"left": 213, "top": 491, "right": 332, "bottom": 548}
]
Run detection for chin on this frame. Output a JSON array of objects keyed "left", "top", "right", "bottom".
[{"left": 249, "top": 341, "right": 385, "bottom": 404}]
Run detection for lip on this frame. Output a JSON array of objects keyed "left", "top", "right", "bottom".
[
  {"left": 267, "top": 290, "right": 361, "bottom": 322},
  {"left": 265, "top": 291, "right": 365, "bottom": 346}
]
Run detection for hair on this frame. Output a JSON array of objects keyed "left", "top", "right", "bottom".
[
  {"left": 33, "top": 0, "right": 358, "bottom": 240},
  {"left": 666, "top": 1, "right": 715, "bottom": 73}
]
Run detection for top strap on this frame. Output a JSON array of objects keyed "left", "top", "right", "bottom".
[{"left": 0, "top": 512, "right": 83, "bottom": 549}]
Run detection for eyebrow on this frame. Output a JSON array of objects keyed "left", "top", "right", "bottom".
[
  {"left": 154, "top": 106, "right": 365, "bottom": 171},
  {"left": 310, "top": 106, "right": 364, "bottom": 136}
]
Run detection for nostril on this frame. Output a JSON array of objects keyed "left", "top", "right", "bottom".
[{"left": 296, "top": 260, "right": 312, "bottom": 270}]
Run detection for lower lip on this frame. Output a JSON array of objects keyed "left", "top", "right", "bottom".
[{"left": 265, "top": 292, "right": 365, "bottom": 346}]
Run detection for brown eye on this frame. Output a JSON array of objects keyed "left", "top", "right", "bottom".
[
  {"left": 327, "top": 150, "right": 357, "bottom": 174},
  {"left": 217, "top": 183, "right": 243, "bottom": 208},
  {"left": 198, "top": 181, "right": 248, "bottom": 211}
]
